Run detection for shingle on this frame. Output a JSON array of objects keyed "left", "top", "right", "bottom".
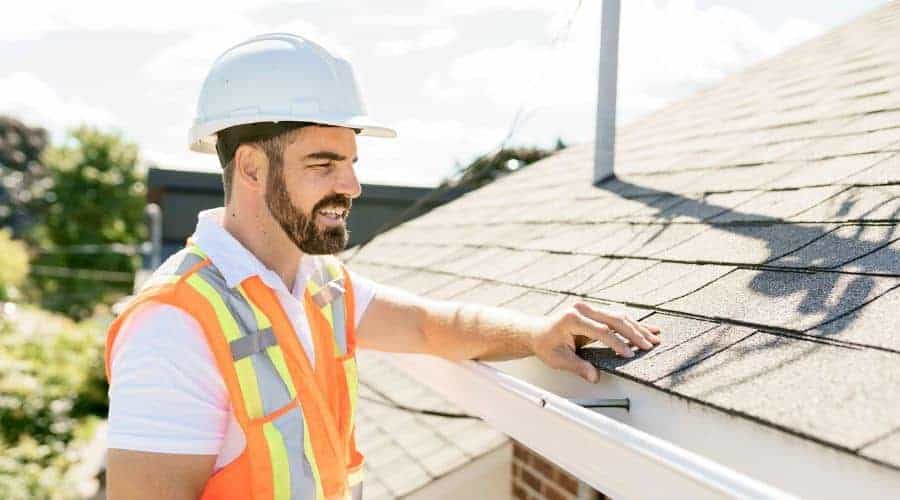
[
  {"left": 600, "top": 170, "right": 706, "bottom": 196},
  {"left": 795, "top": 128, "right": 900, "bottom": 160},
  {"left": 362, "top": 480, "right": 397, "bottom": 500},
  {"left": 432, "top": 246, "right": 503, "bottom": 275},
  {"left": 653, "top": 191, "right": 760, "bottom": 222},
  {"left": 580, "top": 321, "right": 753, "bottom": 382},
  {"left": 860, "top": 430, "right": 900, "bottom": 468},
  {"left": 500, "top": 291, "right": 567, "bottom": 315},
  {"left": 503, "top": 253, "right": 596, "bottom": 288},
  {"left": 571, "top": 258, "right": 660, "bottom": 295},
  {"left": 710, "top": 186, "right": 846, "bottom": 222},
  {"left": 454, "top": 426, "right": 507, "bottom": 456},
  {"left": 419, "top": 445, "right": 470, "bottom": 477},
  {"left": 769, "top": 224, "right": 900, "bottom": 269},
  {"left": 810, "top": 284, "right": 900, "bottom": 350},
  {"left": 425, "top": 278, "right": 484, "bottom": 300},
  {"left": 660, "top": 223, "right": 834, "bottom": 264},
  {"left": 549, "top": 295, "right": 654, "bottom": 323},
  {"left": 664, "top": 269, "right": 899, "bottom": 330},
  {"left": 454, "top": 281, "right": 530, "bottom": 307},
  {"left": 596, "top": 263, "right": 735, "bottom": 306},
  {"left": 378, "top": 456, "right": 432, "bottom": 496},
  {"left": 845, "top": 152, "right": 900, "bottom": 184},
  {"left": 676, "top": 163, "right": 799, "bottom": 193},
  {"left": 764, "top": 153, "right": 892, "bottom": 188},
  {"left": 793, "top": 185, "right": 900, "bottom": 221},
  {"left": 464, "top": 249, "right": 547, "bottom": 281},
  {"left": 350, "top": 262, "right": 416, "bottom": 283},
  {"left": 840, "top": 236, "right": 900, "bottom": 274},
  {"left": 521, "top": 224, "right": 625, "bottom": 253},
  {"left": 627, "top": 224, "right": 712, "bottom": 257},
  {"left": 657, "top": 332, "right": 900, "bottom": 450},
  {"left": 389, "top": 270, "right": 462, "bottom": 295}
]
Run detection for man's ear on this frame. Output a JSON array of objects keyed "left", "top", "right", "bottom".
[{"left": 234, "top": 144, "right": 267, "bottom": 194}]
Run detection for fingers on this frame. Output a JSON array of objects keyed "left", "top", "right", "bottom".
[
  {"left": 565, "top": 311, "right": 634, "bottom": 358},
  {"left": 574, "top": 303, "right": 654, "bottom": 351},
  {"left": 626, "top": 316, "right": 661, "bottom": 345},
  {"left": 556, "top": 345, "right": 599, "bottom": 383}
]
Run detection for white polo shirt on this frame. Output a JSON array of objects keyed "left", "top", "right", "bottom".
[{"left": 106, "top": 207, "right": 377, "bottom": 471}]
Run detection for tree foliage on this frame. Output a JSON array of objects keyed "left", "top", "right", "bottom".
[
  {"left": 0, "top": 117, "right": 50, "bottom": 238},
  {"left": 27, "top": 127, "right": 146, "bottom": 319},
  {"left": 0, "top": 305, "right": 108, "bottom": 499}
]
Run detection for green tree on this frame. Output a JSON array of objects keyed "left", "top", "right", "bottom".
[
  {"left": 0, "top": 117, "right": 50, "bottom": 238},
  {"left": 27, "top": 127, "right": 146, "bottom": 319}
]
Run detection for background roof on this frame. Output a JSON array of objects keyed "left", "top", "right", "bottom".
[{"left": 346, "top": 1, "right": 900, "bottom": 472}]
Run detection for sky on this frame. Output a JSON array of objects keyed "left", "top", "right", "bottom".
[{"left": 0, "top": 0, "right": 890, "bottom": 186}]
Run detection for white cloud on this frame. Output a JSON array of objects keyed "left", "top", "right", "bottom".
[
  {"left": 442, "top": 0, "right": 824, "bottom": 127},
  {"left": 356, "top": 119, "right": 507, "bottom": 186},
  {"left": 142, "top": 19, "right": 355, "bottom": 84},
  {"left": 375, "top": 27, "right": 458, "bottom": 57},
  {"left": 0, "top": 72, "right": 116, "bottom": 137},
  {"left": 0, "top": 0, "right": 297, "bottom": 41}
]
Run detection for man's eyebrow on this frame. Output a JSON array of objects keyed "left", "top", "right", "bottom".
[{"left": 303, "top": 151, "right": 358, "bottom": 163}]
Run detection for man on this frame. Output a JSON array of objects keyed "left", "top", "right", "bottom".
[{"left": 105, "top": 33, "right": 660, "bottom": 499}]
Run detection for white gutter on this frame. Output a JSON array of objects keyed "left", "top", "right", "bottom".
[{"left": 382, "top": 353, "right": 797, "bottom": 500}]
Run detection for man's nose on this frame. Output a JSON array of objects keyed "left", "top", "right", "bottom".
[{"left": 336, "top": 165, "right": 362, "bottom": 200}]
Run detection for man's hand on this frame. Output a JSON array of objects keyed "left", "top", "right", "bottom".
[{"left": 532, "top": 302, "right": 661, "bottom": 383}]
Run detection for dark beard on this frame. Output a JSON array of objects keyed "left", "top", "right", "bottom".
[{"left": 265, "top": 167, "right": 351, "bottom": 255}]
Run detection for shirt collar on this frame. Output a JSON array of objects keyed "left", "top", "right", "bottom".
[{"left": 190, "top": 207, "right": 315, "bottom": 296}]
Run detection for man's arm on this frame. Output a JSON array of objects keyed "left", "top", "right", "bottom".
[
  {"left": 106, "top": 450, "right": 215, "bottom": 500},
  {"left": 355, "top": 285, "right": 660, "bottom": 383}
]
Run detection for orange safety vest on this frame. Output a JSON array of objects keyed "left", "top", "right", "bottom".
[{"left": 106, "top": 244, "right": 364, "bottom": 499}]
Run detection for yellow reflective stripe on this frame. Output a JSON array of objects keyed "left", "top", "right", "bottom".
[
  {"left": 263, "top": 423, "right": 292, "bottom": 500},
  {"left": 266, "top": 346, "right": 297, "bottom": 400},
  {"left": 236, "top": 285, "right": 296, "bottom": 399},
  {"left": 303, "top": 422, "right": 325, "bottom": 500},
  {"left": 323, "top": 259, "right": 343, "bottom": 280},
  {"left": 186, "top": 244, "right": 208, "bottom": 259},
  {"left": 238, "top": 286, "right": 272, "bottom": 329},
  {"left": 186, "top": 275, "right": 265, "bottom": 419},
  {"left": 321, "top": 303, "right": 334, "bottom": 329},
  {"left": 343, "top": 357, "right": 359, "bottom": 425}
]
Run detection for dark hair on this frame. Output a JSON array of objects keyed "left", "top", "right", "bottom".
[{"left": 217, "top": 122, "right": 311, "bottom": 204}]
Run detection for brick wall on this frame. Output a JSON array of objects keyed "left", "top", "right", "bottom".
[{"left": 511, "top": 442, "right": 608, "bottom": 500}]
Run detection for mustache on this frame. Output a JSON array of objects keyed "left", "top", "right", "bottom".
[{"left": 313, "top": 194, "right": 352, "bottom": 212}]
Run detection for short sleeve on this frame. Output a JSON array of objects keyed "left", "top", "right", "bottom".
[
  {"left": 347, "top": 268, "right": 379, "bottom": 329},
  {"left": 107, "top": 302, "right": 230, "bottom": 455}
]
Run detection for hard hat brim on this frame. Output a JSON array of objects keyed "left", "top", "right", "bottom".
[{"left": 189, "top": 113, "right": 396, "bottom": 154}]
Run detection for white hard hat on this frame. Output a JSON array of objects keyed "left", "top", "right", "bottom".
[{"left": 189, "top": 32, "right": 396, "bottom": 154}]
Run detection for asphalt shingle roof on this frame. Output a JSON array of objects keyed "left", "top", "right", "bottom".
[{"left": 346, "top": 2, "right": 900, "bottom": 473}]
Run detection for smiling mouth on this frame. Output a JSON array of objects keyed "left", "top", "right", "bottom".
[{"left": 316, "top": 206, "right": 348, "bottom": 223}]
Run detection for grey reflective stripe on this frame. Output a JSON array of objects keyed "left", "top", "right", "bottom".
[
  {"left": 351, "top": 482, "right": 363, "bottom": 500},
  {"left": 331, "top": 288, "right": 347, "bottom": 354},
  {"left": 195, "top": 265, "right": 294, "bottom": 416},
  {"left": 229, "top": 328, "right": 277, "bottom": 360},
  {"left": 175, "top": 251, "right": 205, "bottom": 275},
  {"left": 273, "top": 406, "right": 317, "bottom": 500}
]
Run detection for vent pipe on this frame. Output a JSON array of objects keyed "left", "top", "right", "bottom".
[{"left": 593, "top": 0, "right": 621, "bottom": 184}]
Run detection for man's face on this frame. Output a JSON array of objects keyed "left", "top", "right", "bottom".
[{"left": 264, "top": 125, "right": 361, "bottom": 254}]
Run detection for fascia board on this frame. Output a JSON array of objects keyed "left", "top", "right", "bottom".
[{"left": 382, "top": 352, "right": 798, "bottom": 500}]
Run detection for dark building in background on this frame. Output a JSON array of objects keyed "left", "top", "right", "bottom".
[{"left": 146, "top": 165, "right": 469, "bottom": 261}]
